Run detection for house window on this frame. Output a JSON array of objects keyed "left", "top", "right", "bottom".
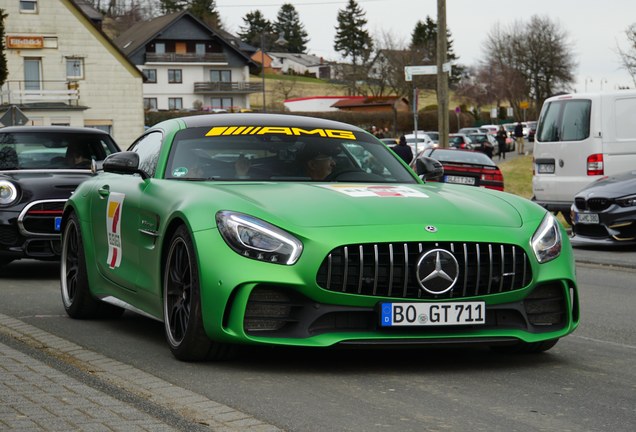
[
  {"left": 155, "top": 43, "right": 165, "bottom": 54},
  {"left": 168, "top": 98, "right": 183, "bottom": 110},
  {"left": 143, "top": 69, "right": 157, "bottom": 83},
  {"left": 144, "top": 98, "right": 158, "bottom": 111},
  {"left": 66, "top": 58, "right": 84, "bottom": 80},
  {"left": 196, "top": 43, "right": 206, "bottom": 55},
  {"left": 168, "top": 69, "right": 182, "bottom": 84},
  {"left": 210, "top": 97, "right": 233, "bottom": 110},
  {"left": 20, "top": 0, "right": 37, "bottom": 13},
  {"left": 210, "top": 70, "right": 231, "bottom": 82}
]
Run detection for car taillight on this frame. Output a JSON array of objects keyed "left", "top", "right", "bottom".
[
  {"left": 481, "top": 169, "right": 504, "bottom": 191},
  {"left": 587, "top": 154, "right": 604, "bottom": 176}
]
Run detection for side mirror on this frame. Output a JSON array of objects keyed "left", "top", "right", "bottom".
[
  {"left": 415, "top": 156, "right": 444, "bottom": 180},
  {"left": 103, "top": 152, "right": 149, "bottom": 180}
]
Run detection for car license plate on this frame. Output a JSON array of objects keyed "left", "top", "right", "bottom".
[
  {"left": 444, "top": 175, "right": 476, "bottom": 185},
  {"left": 538, "top": 163, "right": 555, "bottom": 174},
  {"left": 380, "top": 302, "right": 485, "bottom": 327},
  {"left": 575, "top": 212, "right": 599, "bottom": 224},
  {"left": 54, "top": 217, "right": 62, "bottom": 232}
]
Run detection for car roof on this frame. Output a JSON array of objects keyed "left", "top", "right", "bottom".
[
  {"left": 174, "top": 113, "right": 366, "bottom": 133},
  {"left": 0, "top": 126, "right": 110, "bottom": 135}
]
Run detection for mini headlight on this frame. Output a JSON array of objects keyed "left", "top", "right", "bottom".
[
  {"left": 216, "top": 211, "right": 303, "bottom": 265},
  {"left": 531, "top": 213, "right": 562, "bottom": 263},
  {"left": 616, "top": 194, "right": 636, "bottom": 207},
  {"left": 0, "top": 180, "right": 18, "bottom": 206}
]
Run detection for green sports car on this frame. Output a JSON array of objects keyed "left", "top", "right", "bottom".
[{"left": 60, "top": 114, "right": 579, "bottom": 361}]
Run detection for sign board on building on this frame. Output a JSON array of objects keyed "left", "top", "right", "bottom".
[{"left": 6, "top": 35, "right": 44, "bottom": 49}]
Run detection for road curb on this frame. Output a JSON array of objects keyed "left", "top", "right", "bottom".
[{"left": 0, "top": 312, "right": 282, "bottom": 432}]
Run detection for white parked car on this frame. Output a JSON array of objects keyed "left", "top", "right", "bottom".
[{"left": 404, "top": 132, "right": 436, "bottom": 154}]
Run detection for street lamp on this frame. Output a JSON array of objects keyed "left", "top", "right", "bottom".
[{"left": 260, "top": 33, "right": 287, "bottom": 113}]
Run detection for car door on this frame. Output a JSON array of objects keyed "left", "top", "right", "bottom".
[{"left": 90, "top": 131, "right": 164, "bottom": 293}]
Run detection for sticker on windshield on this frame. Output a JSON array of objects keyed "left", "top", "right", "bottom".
[
  {"left": 172, "top": 167, "right": 189, "bottom": 177},
  {"left": 318, "top": 185, "right": 429, "bottom": 198},
  {"left": 205, "top": 126, "right": 357, "bottom": 140},
  {"left": 106, "top": 192, "right": 125, "bottom": 269}
]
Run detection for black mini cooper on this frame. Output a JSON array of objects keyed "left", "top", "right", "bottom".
[{"left": 0, "top": 126, "right": 120, "bottom": 267}]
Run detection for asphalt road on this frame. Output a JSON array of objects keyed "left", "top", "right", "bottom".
[{"left": 0, "top": 254, "right": 634, "bottom": 432}]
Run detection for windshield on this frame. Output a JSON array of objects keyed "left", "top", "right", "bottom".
[
  {"left": 165, "top": 127, "right": 418, "bottom": 183},
  {"left": 0, "top": 131, "right": 118, "bottom": 170}
]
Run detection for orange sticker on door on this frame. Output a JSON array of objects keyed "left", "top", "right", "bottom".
[{"left": 106, "top": 192, "right": 125, "bottom": 269}]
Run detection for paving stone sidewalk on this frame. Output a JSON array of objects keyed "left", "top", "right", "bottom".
[{"left": 0, "top": 313, "right": 282, "bottom": 432}]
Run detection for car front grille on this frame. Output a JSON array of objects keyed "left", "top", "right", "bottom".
[
  {"left": 317, "top": 242, "right": 532, "bottom": 300},
  {"left": 18, "top": 200, "right": 66, "bottom": 236},
  {"left": 575, "top": 197, "right": 611, "bottom": 212}
]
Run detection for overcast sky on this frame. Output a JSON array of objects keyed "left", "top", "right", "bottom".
[{"left": 216, "top": 0, "right": 636, "bottom": 93}]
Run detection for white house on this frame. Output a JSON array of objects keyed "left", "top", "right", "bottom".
[
  {"left": 268, "top": 52, "right": 333, "bottom": 80},
  {"left": 115, "top": 11, "right": 260, "bottom": 113},
  {"left": 1, "top": 0, "right": 145, "bottom": 146}
]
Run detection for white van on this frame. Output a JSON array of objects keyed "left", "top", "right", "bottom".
[{"left": 532, "top": 90, "right": 636, "bottom": 223}]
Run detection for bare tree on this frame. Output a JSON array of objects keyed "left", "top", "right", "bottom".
[
  {"left": 617, "top": 23, "right": 636, "bottom": 87},
  {"left": 477, "top": 16, "right": 575, "bottom": 117}
]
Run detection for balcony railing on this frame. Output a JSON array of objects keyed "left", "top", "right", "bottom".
[
  {"left": 194, "top": 81, "right": 264, "bottom": 94},
  {"left": 1, "top": 80, "right": 80, "bottom": 106},
  {"left": 146, "top": 52, "right": 228, "bottom": 63}
]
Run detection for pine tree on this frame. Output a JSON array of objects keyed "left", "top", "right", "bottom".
[
  {"left": 334, "top": 0, "right": 373, "bottom": 95},
  {"left": 238, "top": 10, "right": 274, "bottom": 48},
  {"left": 273, "top": 3, "right": 309, "bottom": 54},
  {"left": 159, "top": 0, "right": 222, "bottom": 30},
  {"left": 333, "top": 0, "right": 373, "bottom": 64},
  {"left": 410, "top": 16, "right": 463, "bottom": 87}
]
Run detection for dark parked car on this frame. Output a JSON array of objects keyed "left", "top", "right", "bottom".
[
  {"left": 0, "top": 126, "right": 120, "bottom": 267},
  {"left": 448, "top": 134, "right": 475, "bottom": 150},
  {"left": 412, "top": 148, "right": 504, "bottom": 191},
  {"left": 467, "top": 133, "right": 498, "bottom": 155},
  {"left": 570, "top": 170, "right": 636, "bottom": 246}
]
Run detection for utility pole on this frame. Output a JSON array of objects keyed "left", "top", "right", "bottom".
[{"left": 436, "top": 0, "right": 449, "bottom": 149}]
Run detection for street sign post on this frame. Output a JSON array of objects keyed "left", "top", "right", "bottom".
[
  {"left": 404, "top": 63, "right": 452, "bottom": 81},
  {"left": 0, "top": 105, "right": 29, "bottom": 127}
]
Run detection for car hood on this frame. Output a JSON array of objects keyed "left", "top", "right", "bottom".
[
  {"left": 192, "top": 182, "right": 527, "bottom": 228},
  {"left": 1, "top": 170, "right": 94, "bottom": 201},
  {"left": 577, "top": 170, "right": 636, "bottom": 198}
]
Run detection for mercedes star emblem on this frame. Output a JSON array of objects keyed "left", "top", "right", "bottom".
[{"left": 416, "top": 249, "right": 459, "bottom": 295}]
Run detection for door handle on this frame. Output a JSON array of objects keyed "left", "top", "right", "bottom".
[{"left": 98, "top": 185, "right": 110, "bottom": 198}]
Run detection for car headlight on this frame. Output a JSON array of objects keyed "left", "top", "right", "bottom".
[
  {"left": 531, "top": 213, "right": 562, "bottom": 263},
  {"left": 616, "top": 194, "right": 636, "bottom": 207},
  {"left": 216, "top": 211, "right": 303, "bottom": 265},
  {"left": 0, "top": 180, "right": 19, "bottom": 206}
]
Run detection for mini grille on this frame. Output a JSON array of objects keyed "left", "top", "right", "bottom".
[
  {"left": 21, "top": 201, "right": 65, "bottom": 235},
  {"left": 317, "top": 242, "right": 532, "bottom": 300}
]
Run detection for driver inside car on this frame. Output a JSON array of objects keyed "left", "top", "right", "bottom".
[{"left": 298, "top": 143, "right": 338, "bottom": 180}]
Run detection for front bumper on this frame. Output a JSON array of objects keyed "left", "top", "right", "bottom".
[{"left": 0, "top": 202, "right": 64, "bottom": 260}]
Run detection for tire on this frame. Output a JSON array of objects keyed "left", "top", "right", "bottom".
[
  {"left": 60, "top": 213, "right": 124, "bottom": 319},
  {"left": 163, "top": 225, "right": 236, "bottom": 361},
  {"left": 492, "top": 338, "right": 559, "bottom": 354}
]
